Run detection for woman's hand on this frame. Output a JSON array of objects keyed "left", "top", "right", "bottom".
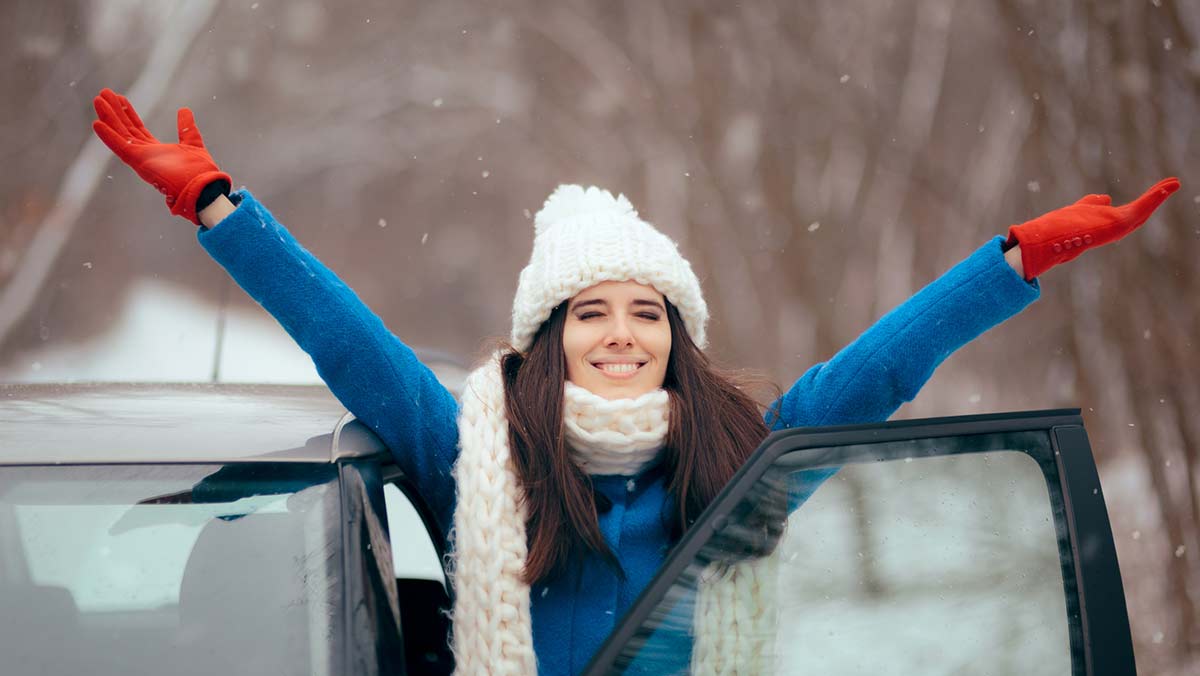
[
  {"left": 91, "top": 88, "right": 232, "bottom": 225},
  {"left": 1005, "top": 177, "right": 1180, "bottom": 280}
]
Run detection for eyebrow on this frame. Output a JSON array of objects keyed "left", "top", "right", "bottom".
[{"left": 569, "top": 298, "right": 666, "bottom": 312}]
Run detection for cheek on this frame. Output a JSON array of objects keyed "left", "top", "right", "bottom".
[
  {"left": 645, "top": 329, "right": 671, "bottom": 388},
  {"left": 645, "top": 326, "right": 672, "bottom": 364},
  {"left": 561, "top": 324, "right": 592, "bottom": 377}
]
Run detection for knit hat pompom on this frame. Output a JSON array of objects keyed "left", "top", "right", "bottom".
[
  {"left": 510, "top": 184, "right": 708, "bottom": 352},
  {"left": 534, "top": 185, "right": 638, "bottom": 236}
]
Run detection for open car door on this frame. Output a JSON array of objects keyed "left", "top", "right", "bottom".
[{"left": 585, "top": 409, "right": 1134, "bottom": 676}]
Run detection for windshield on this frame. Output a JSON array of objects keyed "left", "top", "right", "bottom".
[{"left": 0, "top": 463, "right": 342, "bottom": 676}]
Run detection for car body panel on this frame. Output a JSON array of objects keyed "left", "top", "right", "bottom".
[{"left": 0, "top": 383, "right": 387, "bottom": 464}]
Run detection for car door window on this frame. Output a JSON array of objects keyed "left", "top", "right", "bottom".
[
  {"left": 384, "top": 482, "right": 445, "bottom": 584},
  {"left": 774, "top": 449, "right": 1069, "bottom": 674},
  {"left": 587, "top": 411, "right": 1132, "bottom": 676}
]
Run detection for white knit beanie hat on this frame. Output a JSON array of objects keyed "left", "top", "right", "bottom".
[{"left": 510, "top": 185, "right": 708, "bottom": 352}]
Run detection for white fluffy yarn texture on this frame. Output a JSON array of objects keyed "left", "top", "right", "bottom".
[
  {"left": 691, "top": 555, "right": 782, "bottom": 675},
  {"left": 510, "top": 185, "right": 709, "bottom": 352},
  {"left": 563, "top": 381, "right": 669, "bottom": 476},
  {"left": 449, "top": 357, "right": 776, "bottom": 675},
  {"left": 450, "top": 355, "right": 536, "bottom": 675}
]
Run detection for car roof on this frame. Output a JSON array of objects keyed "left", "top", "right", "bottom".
[{"left": 0, "top": 383, "right": 389, "bottom": 465}]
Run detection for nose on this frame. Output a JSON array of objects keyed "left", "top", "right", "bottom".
[{"left": 604, "top": 316, "right": 635, "bottom": 349}]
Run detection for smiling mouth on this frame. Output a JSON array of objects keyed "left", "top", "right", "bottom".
[{"left": 591, "top": 361, "right": 647, "bottom": 377}]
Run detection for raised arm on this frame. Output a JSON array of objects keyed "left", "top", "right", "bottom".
[
  {"left": 195, "top": 190, "right": 460, "bottom": 528},
  {"left": 774, "top": 178, "right": 1178, "bottom": 515},
  {"left": 772, "top": 177, "right": 1180, "bottom": 431},
  {"left": 91, "top": 88, "right": 460, "bottom": 529},
  {"left": 772, "top": 235, "right": 1039, "bottom": 431}
]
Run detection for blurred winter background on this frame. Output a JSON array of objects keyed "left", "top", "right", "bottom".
[{"left": 0, "top": 0, "right": 1196, "bottom": 672}]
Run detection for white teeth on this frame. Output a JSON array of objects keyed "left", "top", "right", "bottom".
[{"left": 599, "top": 363, "right": 639, "bottom": 374}]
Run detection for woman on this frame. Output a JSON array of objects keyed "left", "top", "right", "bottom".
[{"left": 91, "top": 87, "right": 1178, "bottom": 674}]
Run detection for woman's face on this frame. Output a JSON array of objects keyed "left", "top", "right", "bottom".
[{"left": 562, "top": 280, "right": 672, "bottom": 400}]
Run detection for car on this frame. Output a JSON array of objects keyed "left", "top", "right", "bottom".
[
  {"left": 0, "top": 382, "right": 453, "bottom": 676},
  {"left": 0, "top": 383, "right": 1134, "bottom": 675}
]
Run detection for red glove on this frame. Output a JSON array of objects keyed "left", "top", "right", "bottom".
[
  {"left": 91, "top": 88, "right": 231, "bottom": 225},
  {"left": 1006, "top": 177, "right": 1180, "bottom": 280}
]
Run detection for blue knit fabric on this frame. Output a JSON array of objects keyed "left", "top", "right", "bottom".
[
  {"left": 200, "top": 190, "right": 1039, "bottom": 675},
  {"left": 198, "top": 192, "right": 460, "bottom": 528}
]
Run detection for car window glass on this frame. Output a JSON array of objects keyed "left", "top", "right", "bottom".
[
  {"left": 384, "top": 482, "right": 445, "bottom": 583},
  {"left": 0, "top": 463, "right": 341, "bottom": 676},
  {"left": 15, "top": 490, "right": 287, "bottom": 611},
  {"left": 607, "top": 445, "right": 1074, "bottom": 675}
]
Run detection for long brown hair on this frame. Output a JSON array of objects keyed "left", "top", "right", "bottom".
[{"left": 501, "top": 300, "right": 774, "bottom": 584}]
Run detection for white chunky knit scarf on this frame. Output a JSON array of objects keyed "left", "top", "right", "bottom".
[
  {"left": 562, "top": 381, "right": 670, "bottom": 476},
  {"left": 449, "top": 356, "right": 778, "bottom": 675}
]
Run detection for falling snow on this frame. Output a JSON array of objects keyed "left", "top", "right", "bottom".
[{"left": 5, "top": 9, "right": 1193, "bottom": 662}]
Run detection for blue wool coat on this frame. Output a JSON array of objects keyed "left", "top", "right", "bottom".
[{"left": 199, "top": 190, "right": 1040, "bottom": 674}]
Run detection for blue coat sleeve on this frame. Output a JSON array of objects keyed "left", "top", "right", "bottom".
[
  {"left": 772, "top": 236, "right": 1040, "bottom": 430},
  {"left": 772, "top": 237, "right": 1040, "bottom": 511},
  {"left": 197, "top": 190, "right": 460, "bottom": 529}
]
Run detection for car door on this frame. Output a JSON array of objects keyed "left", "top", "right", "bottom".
[
  {"left": 585, "top": 409, "right": 1133, "bottom": 676},
  {"left": 382, "top": 470, "right": 454, "bottom": 675}
]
